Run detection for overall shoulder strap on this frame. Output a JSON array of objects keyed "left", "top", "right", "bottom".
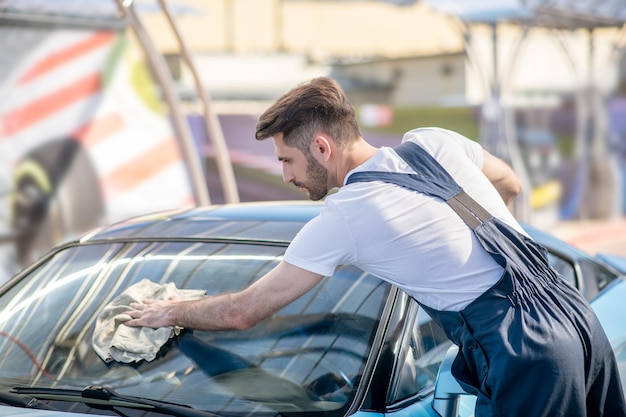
[{"left": 346, "top": 141, "right": 492, "bottom": 229}]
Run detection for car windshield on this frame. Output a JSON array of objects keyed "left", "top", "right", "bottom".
[{"left": 0, "top": 240, "right": 391, "bottom": 416}]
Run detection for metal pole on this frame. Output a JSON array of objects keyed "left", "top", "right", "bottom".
[
  {"left": 114, "top": 0, "right": 211, "bottom": 205},
  {"left": 491, "top": 23, "right": 499, "bottom": 94},
  {"left": 587, "top": 29, "right": 620, "bottom": 219},
  {"left": 157, "top": 0, "right": 240, "bottom": 203}
]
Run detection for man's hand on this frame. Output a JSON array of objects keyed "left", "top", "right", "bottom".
[{"left": 125, "top": 298, "right": 178, "bottom": 329}]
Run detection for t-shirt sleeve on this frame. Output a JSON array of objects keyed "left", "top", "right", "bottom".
[
  {"left": 283, "top": 203, "right": 356, "bottom": 277},
  {"left": 402, "top": 127, "right": 484, "bottom": 169},
  {"left": 443, "top": 129, "right": 484, "bottom": 169}
]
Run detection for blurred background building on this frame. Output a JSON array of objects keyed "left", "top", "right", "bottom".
[
  {"left": 1, "top": 0, "right": 626, "bottom": 282},
  {"left": 147, "top": 0, "right": 626, "bottom": 225}
]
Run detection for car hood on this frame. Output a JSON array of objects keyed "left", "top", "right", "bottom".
[{"left": 0, "top": 405, "right": 91, "bottom": 416}]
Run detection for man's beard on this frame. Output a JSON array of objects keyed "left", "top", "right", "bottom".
[{"left": 293, "top": 154, "right": 329, "bottom": 201}]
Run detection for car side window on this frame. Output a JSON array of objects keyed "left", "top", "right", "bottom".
[
  {"left": 544, "top": 251, "right": 618, "bottom": 298},
  {"left": 578, "top": 259, "right": 616, "bottom": 292},
  {"left": 546, "top": 252, "right": 576, "bottom": 287},
  {"left": 388, "top": 306, "right": 452, "bottom": 404}
]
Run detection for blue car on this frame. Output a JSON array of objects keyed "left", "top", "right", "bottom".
[{"left": 0, "top": 201, "right": 624, "bottom": 417}]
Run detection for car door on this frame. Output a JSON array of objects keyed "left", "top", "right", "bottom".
[{"left": 588, "top": 277, "right": 626, "bottom": 392}]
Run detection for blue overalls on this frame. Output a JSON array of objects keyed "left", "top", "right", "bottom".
[{"left": 347, "top": 141, "right": 626, "bottom": 417}]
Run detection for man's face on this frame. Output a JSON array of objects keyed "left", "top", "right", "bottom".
[{"left": 273, "top": 134, "right": 329, "bottom": 201}]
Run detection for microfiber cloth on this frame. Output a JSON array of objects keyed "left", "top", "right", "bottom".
[{"left": 92, "top": 278, "right": 206, "bottom": 363}]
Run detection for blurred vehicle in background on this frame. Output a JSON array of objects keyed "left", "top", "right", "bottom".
[{"left": 0, "top": 201, "right": 624, "bottom": 417}]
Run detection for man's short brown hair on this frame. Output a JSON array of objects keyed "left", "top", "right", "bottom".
[{"left": 255, "top": 77, "right": 361, "bottom": 153}]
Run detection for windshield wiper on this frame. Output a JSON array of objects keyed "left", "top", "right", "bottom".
[
  {"left": 0, "top": 390, "right": 58, "bottom": 410},
  {"left": 11, "top": 385, "right": 218, "bottom": 417}
]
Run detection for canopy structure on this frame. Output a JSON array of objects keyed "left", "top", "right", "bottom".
[
  {"left": 426, "top": 0, "right": 626, "bottom": 29},
  {"left": 424, "top": 0, "right": 626, "bottom": 222},
  {"left": 0, "top": 0, "right": 124, "bottom": 29},
  {"left": 0, "top": 0, "right": 198, "bottom": 28}
]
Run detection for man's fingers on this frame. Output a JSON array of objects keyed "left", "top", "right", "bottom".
[
  {"left": 126, "top": 308, "right": 142, "bottom": 318},
  {"left": 123, "top": 318, "right": 144, "bottom": 327},
  {"left": 122, "top": 298, "right": 173, "bottom": 328},
  {"left": 124, "top": 316, "right": 166, "bottom": 329},
  {"left": 129, "top": 302, "right": 144, "bottom": 310}
]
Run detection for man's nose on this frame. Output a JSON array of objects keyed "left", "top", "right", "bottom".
[{"left": 282, "top": 166, "right": 294, "bottom": 184}]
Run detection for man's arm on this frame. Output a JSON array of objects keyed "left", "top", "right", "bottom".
[
  {"left": 481, "top": 149, "right": 523, "bottom": 206},
  {"left": 125, "top": 261, "right": 324, "bottom": 331}
]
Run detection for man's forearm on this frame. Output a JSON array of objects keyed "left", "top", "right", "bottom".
[
  {"left": 492, "top": 177, "right": 522, "bottom": 206},
  {"left": 168, "top": 292, "right": 256, "bottom": 331},
  {"left": 481, "top": 150, "right": 523, "bottom": 206}
]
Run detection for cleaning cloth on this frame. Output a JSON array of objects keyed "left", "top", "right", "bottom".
[{"left": 92, "top": 278, "right": 206, "bottom": 363}]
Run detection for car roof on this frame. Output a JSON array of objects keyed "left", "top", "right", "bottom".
[
  {"left": 80, "top": 201, "right": 325, "bottom": 244},
  {"left": 81, "top": 200, "right": 583, "bottom": 245},
  {"left": 521, "top": 222, "right": 596, "bottom": 261},
  {"left": 77, "top": 200, "right": 607, "bottom": 271}
]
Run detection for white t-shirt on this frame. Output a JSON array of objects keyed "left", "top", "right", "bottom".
[{"left": 284, "top": 127, "right": 526, "bottom": 311}]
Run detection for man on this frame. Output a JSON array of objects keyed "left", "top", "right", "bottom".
[{"left": 126, "top": 77, "right": 625, "bottom": 416}]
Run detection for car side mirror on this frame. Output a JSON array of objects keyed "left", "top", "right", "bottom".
[{"left": 432, "top": 345, "right": 470, "bottom": 417}]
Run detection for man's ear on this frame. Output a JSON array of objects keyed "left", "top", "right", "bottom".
[{"left": 311, "top": 135, "right": 332, "bottom": 162}]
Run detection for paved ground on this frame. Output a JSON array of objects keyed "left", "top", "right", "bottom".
[{"left": 549, "top": 217, "right": 626, "bottom": 257}]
